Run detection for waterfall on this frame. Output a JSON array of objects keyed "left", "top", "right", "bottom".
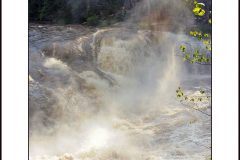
[{"left": 29, "top": 1, "right": 211, "bottom": 159}]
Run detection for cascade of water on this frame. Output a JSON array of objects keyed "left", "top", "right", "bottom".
[{"left": 29, "top": 0, "right": 211, "bottom": 159}]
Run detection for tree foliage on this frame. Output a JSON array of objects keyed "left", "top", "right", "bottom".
[
  {"left": 176, "top": 0, "right": 212, "bottom": 116},
  {"left": 176, "top": 87, "right": 211, "bottom": 116},
  {"left": 29, "top": 0, "right": 129, "bottom": 25},
  {"left": 178, "top": 0, "right": 212, "bottom": 65}
]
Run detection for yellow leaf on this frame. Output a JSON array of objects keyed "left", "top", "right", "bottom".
[
  {"left": 203, "top": 40, "right": 209, "bottom": 45},
  {"left": 193, "top": 7, "right": 205, "bottom": 16}
]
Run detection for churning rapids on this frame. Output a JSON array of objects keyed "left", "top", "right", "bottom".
[{"left": 29, "top": 22, "right": 211, "bottom": 160}]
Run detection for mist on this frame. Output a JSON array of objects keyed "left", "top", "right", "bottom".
[{"left": 29, "top": 0, "right": 211, "bottom": 159}]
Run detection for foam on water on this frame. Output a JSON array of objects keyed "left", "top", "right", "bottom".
[{"left": 29, "top": 1, "right": 211, "bottom": 159}]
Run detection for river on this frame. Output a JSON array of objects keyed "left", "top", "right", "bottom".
[{"left": 29, "top": 23, "right": 211, "bottom": 160}]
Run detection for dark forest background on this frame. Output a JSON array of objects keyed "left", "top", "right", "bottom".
[
  {"left": 29, "top": 0, "right": 141, "bottom": 26},
  {"left": 29, "top": 0, "right": 211, "bottom": 30}
]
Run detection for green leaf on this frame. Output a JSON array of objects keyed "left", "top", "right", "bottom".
[
  {"left": 193, "top": 53, "right": 199, "bottom": 58},
  {"left": 204, "top": 33, "right": 209, "bottom": 37},
  {"left": 180, "top": 45, "right": 186, "bottom": 52},
  {"left": 194, "top": 49, "right": 199, "bottom": 54},
  {"left": 203, "top": 40, "right": 209, "bottom": 45},
  {"left": 185, "top": 54, "right": 190, "bottom": 60}
]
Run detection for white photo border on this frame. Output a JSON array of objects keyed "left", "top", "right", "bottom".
[{"left": 1, "top": 0, "right": 239, "bottom": 159}]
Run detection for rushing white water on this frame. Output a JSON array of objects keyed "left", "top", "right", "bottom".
[
  {"left": 29, "top": 1, "right": 211, "bottom": 160},
  {"left": 29, "top": 25, "right": 211, "bottom": 160}
]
